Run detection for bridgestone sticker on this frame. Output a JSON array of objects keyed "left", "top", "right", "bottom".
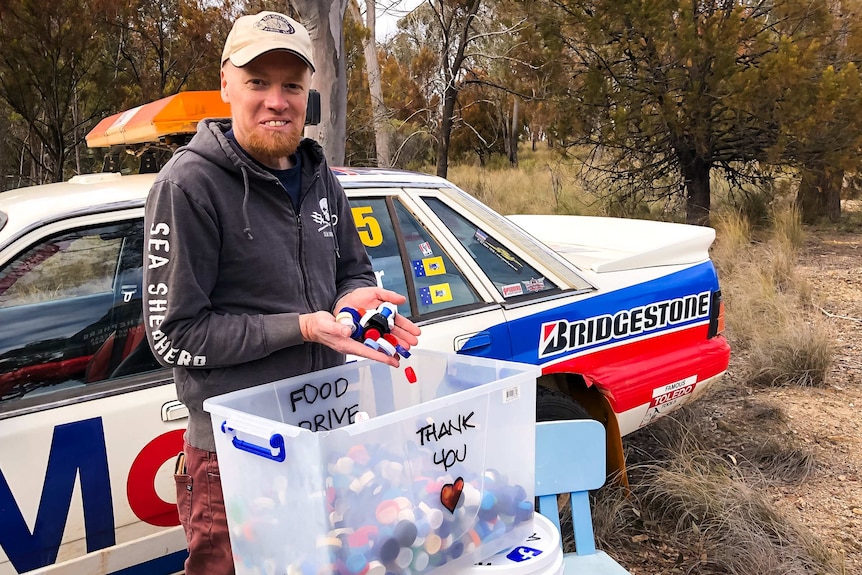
[{"left": 539, "top": 291, "right": 711, "bottom": 359}]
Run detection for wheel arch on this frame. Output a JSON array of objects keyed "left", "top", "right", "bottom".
[{"left": 537, "top": 372, "right": 628, "bottom": 486}]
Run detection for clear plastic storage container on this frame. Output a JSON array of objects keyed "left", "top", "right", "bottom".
[{"left": 204, "top": 350, "right": 539, "bottom": 575}]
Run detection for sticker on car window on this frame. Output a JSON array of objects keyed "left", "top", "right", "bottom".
[
  {"left": 419, "top": 283, "right": 453, "bottom": 305},
  {"left": 419, "top": 242, "right": 433, "bottom": 256},
  {"left": 412, "top": 257, "right": 445, "bottom": 277},
  {"left": 474, "top": 228, "right": 523, "bottom": 272},
  {"left": 502, "top": 283, "right": 524, "bottom": 298},
  {"left": 351, "top": 206, "right": 383, "bottom": 247},
  {"left": 524, "top": 277, "right": 546, "bottom": 292}
]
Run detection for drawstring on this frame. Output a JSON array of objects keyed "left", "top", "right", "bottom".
[
  {"left": 328, "top": 183, "right": 341, "bottom": 259},
  {"left": 240, "top": 166, "right": 253, "bottom": 240},
  {"left": 239, "top": 161, "right": 339, "bottom": 260}
]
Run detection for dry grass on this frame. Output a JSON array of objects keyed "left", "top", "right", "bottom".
[
  {"left": 444, "top": 149, "right": 605, "bottom": 216},
  {"left": 712, "top": 203, "right": 835, "bottom": 386},
  {"left": 710, "top": 210, "right": 752, "bottom": 277},
  {"left": 633, "top": 454, "right": 833, "bottom": 575},
  {"left": 742, "top": 436, "right": 817, "bottom": 484},
  {"left": 585, "top": 408, "right": 840, "bottom": 575},
  {"left": 772, "top": 204, "right": 806, "bottom": 251},
  {"left": 748, "top": 322, "right": 835, "bottom": 387}
]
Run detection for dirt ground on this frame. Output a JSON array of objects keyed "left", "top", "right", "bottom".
[
  {"left": 609, "top": 225, "right": 862, "bottom": 575},
  {"left": 771, "top": 227, "right": 862, "bottom": 573}
]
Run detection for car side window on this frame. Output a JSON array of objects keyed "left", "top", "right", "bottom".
[
  {"left": 0, "top": 220, "right": 160, "bottom": 405},
  {"left": 392, "top": 199, "right": 481, "bottom": 314},
  {"left": 348, "top": 198, "right": 409, "bottom": 306},
  {"left": 348, "top": 197, "right": 481, "bottom": 317},
  {"left": 0, "top": 230, "right": 120, "bottom": 308},
  {"left": 424, "top": 198, "right": 558, "bottom": 299}
]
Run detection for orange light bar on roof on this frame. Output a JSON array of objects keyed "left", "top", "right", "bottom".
[{"left": 85, "top": 91, "right": 231, "bottom": 148}]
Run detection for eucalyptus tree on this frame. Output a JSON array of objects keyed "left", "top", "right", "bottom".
[
  {"left": 98, "top": 0, "right": 231, "bottom": 106},
  {"left": 347, "top": 0, "right": 394, "bottom": 167},
  {"left": 0, "top": 0, "right": 114, "bottom": 183},
  {"left": 292, "top": 0, "right": 350, "bottom": 166},
  {"left": 534, "top": 0, "right": 862, "bottom": 224},
  {"left": 395, "top": 0, "right": 534, "bottom": 177}
]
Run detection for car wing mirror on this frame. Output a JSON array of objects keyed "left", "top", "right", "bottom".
[{"left": 306, "top": 89, "right": 321, "bottom": 126}]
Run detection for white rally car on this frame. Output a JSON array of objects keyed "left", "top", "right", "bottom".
[{"left": 0, "top": 93, "right": 729, "bottom": 574}]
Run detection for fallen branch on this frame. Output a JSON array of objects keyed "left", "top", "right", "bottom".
[{"left": 817, "top": 306, "right": 862, "bottom": 323}]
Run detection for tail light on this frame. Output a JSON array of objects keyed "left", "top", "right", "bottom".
[{"left": 707, "top": 290, "right": 725, "bottom": 338}]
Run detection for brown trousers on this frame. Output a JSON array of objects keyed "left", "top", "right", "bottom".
[{"left": 175, "top": 441, "right": 235, "bottom": 575}]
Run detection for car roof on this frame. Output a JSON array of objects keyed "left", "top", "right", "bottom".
[
  {"left": 0, "top": 168, "right": 451, "bottom": 244},
  {"left": 0, "top": 166, "right": 594, "bottom": 292}
]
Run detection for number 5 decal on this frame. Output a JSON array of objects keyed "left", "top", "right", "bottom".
[{"left": 351, "top": 206, "right": 383, "bottom": 247}]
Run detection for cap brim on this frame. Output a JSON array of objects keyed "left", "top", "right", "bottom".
[{"left": 228, "top": 43, "right": 315, "bottom": 72}]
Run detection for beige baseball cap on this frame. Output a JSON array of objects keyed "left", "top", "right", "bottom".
[{"left": 221, "top": 11, "right": 315, "bottom": 72}]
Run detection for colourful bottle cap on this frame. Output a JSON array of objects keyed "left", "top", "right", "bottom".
[{"left": 377, "top": 338, "right": 397, "bottom": 356}]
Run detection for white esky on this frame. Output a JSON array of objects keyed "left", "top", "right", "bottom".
[{"left": 369, "top": 0, "right": 424, "bottom": 41}]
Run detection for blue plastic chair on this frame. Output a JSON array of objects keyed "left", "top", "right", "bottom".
[{"left": 535, "top": 420, "right": 632, "bottom": 574}]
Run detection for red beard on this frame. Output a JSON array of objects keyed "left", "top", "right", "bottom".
[{"left": 244, "top": 125, "right": 303, "bottom": 164}]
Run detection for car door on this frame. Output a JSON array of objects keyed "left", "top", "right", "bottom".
[
  {"left": 347, "top": 190, "right": 511, "bottom": 359},
  {"left": 0, "top": 212, "right": 186, "bottom": 575},
  {"left": 411, "top": 190, "right": 597, "bottom": 367}
]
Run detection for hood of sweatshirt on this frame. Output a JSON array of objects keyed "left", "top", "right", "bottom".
[{"left": 181, "top": 119, "right": 330, "bottom": 242}]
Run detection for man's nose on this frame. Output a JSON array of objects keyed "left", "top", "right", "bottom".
[{"left": 264, "top": 87, "right": 289, "bottom": 111}]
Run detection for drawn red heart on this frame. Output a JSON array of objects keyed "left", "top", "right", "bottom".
[{"left": 440, "top": 476, "right": 464, "bottom": 513}]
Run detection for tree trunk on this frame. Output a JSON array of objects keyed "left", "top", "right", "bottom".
[
  {"left": 431, "top": 0, "right": 481, "bottom": 180},
  {"left": 436, "top": 84, "right": 457, "bottom": 178},
  {"left": 679, "top": 153, "right": 711, "bottom": 225},
  {"left": 503, "top": 108, "right": 511, "bottom": 160},
  {"left": 508, "top": 97, "right": 519, "bottom": 167},
  {"left": 797, "top": 163, "right": 842, "bottom": 224},
  {"left": 360, "top": 0, "right": 392, "bottom": 167},
  {"left": 293, "top": 0, "right": 349, "bottom": 167}
]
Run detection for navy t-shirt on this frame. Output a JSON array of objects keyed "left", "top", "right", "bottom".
[{"left": 224, "top": 129, "right": 302, "bottom": 208}]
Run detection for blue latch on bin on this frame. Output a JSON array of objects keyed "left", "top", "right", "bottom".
[{"left": 221, "top": 421, "right": 286, "bottom": 462}]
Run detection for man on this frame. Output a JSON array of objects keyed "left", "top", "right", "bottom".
[{"left": 142, "top": 11, "right": 420, "bottom": 574}]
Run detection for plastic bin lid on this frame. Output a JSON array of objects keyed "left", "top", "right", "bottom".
[{"left": 460, "top": 512, "right": 563, "bottom": 575}]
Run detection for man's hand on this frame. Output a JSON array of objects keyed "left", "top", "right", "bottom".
[
  {"left": 300, "top": 288, "right": 420, "bottom": 367},
  {"left": 334, "top": 287, "right": 421, "bottom": 348}
]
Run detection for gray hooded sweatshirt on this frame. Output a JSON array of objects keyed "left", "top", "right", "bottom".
[{"left": 143, "top": 119, "right": 376, "bottom": 451}]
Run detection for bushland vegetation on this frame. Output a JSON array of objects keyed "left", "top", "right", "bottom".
[
  {"left": 463, "top": 148, "right": 850, "bottom": 574},
  {"left": 3, "top": 0, "right": 862, "bottom": 227}
]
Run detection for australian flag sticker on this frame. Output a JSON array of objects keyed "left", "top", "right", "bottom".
[
  {"left": 419, "top": 283, "right": 453, "bottom": 305},
  {"left": 412, "top": 256, "right": 446, "bottom": 277}
]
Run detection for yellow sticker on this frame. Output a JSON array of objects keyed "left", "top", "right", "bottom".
[
  {"left": 428, "top": 283, "right": 453, "bottom": 304},
  {"left": 422, "top": 256, "right": 446, "bottom": 276}
]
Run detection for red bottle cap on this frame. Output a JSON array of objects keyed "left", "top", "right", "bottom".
[{"left": 364, "top": 328, "right": 381, "bottom": 341}]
